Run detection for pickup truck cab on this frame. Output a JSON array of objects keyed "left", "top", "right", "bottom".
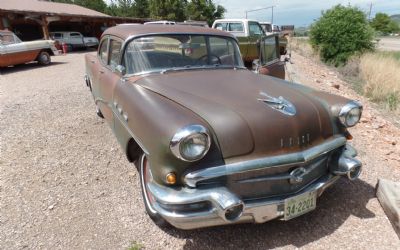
[
  {"left": 50, "top": 31, "right": 99, "bottom": 50},
  {"left": 212, "top": 19, "right": 285, "bottom": 79},
  {"left": 212, "top": 19, "right": 287, "bottom": 64},
  {"left": 212, "top": 19, "right": 264, "bottom": 64}
]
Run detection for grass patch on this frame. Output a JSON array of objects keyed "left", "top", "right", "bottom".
[
  {"left": 290, "top": 37, "right": 319, "bottom": 59},
  {"left": 128, "top": 241, "right": 144, "bottom": 250},
  {"left": 359, "top": 52, "right": 400, "bottom": 110},
  {"left": 375, "top": 51, "right": 400, "bottom": 61}
]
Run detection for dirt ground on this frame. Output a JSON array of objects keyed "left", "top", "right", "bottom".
[{"left": 1, "top": 52, "right": 400, "bottom": 249}]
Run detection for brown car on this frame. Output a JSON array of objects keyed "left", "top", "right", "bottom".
[
  {"left": 0, "top": 30, "right": 59, "bottom": 67},
  {"left": 84, "top": 24, "right": 363, "bottom": 230}
]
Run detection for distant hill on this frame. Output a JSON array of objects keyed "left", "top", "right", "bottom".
[{"left": 391, "top": 14, "right": 400, "bottom": 24}]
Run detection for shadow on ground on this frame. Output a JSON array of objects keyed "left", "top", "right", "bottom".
[
  {"left": 161, "top": 178, "right": 375, "bottom": 249},
  {"left": 0, "top": 62, "right": 68, "bottom": 75}
]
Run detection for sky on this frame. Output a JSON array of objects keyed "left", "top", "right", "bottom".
[{"left": 215, "top": 0, "right": 400, "bottom": 26}]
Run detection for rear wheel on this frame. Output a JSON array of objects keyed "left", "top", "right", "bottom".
[
  {"left": 37, "top": 51, "right": 51, "bottom": 65},
  {"left": 139, "top": 154, "right": 169, "bottom": 227}
]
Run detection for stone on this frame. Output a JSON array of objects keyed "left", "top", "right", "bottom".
[{"left": 376, "top": 179, "right": 400, "bottom": 239}]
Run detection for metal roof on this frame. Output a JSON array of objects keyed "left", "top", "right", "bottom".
[{"left": 0, "top": 0, "right": 109, "bottom": 18}]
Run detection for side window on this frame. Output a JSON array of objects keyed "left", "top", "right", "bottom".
[
  {"left": 98, "top": 39, "right": 108, "bottom": 64},
  {"left": 249, "top": 22, "right": 263, "bottom": 36},
  {"left": 109, "top": 39, "right": 122, "bottom": 68},
  {"left": 260, "top": 36, "right": 279, "bottom": 65},
  {"left": 228, "top": 23, "right": 244, "bottom": 32},
  {"left": 214, "top": 23, "right": 228, "bottom": 31},
  {"left": 70, "top": 33, "right": 81, "bottom": 37}
]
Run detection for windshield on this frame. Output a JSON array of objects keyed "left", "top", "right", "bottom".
[{"left": 123, "top": 34, "right": 244, "bottom": 75}]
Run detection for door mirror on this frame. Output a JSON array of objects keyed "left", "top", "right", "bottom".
[{"left": 115, "top": 65, "right": 126, "bottom": 76}]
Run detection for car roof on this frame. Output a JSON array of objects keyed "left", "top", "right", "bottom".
[{"left": 102, "top": 24, "right": 235, "bottom": 40}]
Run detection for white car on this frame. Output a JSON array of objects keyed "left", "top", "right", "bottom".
[
  {"left": 50, "top": 31, "right": 99, "bottom": 50},
  {"left": 0, "top": 30, "right": 59, "bottom": 67}
]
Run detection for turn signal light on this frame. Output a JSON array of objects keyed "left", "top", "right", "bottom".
[{"left": 166, "top": 172, "right": 177, "bottom": 185}]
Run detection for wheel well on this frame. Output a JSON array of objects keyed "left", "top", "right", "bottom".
[
  {"left": 42, "top": 48, "right": 54, "bottom": 56},
  {"left": 126, "top": 138, "right": 143, "bottom": 163}
]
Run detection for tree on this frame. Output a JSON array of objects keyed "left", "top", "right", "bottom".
[
  {"left": 371, "top": 13, "right": 400, "bottom": 34},
  {"left": 133, "top": 0, "right": 150, "bottom": 18},
  {"left": 149, "top": 0, "right": 187, "bottom": 21},
  {"left": 186, "top": 0, "right": 225, "bottom": 25},
  {"left": 74, "top": 0, "right": 107, "bottom": 13},
  {"left": 310, "top": 5, "right": 374, "bottom": 66}
]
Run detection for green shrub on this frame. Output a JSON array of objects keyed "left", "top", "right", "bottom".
[{"left": 310, "top": 5, "right": 374, "bottom": 66}]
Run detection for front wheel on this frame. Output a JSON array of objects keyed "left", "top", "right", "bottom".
[
  {"left": 139, "top": 154, "right": 169, "bottom": 227},
  {"left": 37, "top": 51, "right": 51, "bottom": 65}
]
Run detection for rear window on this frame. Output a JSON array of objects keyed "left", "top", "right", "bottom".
[
  {"left": 229, "top": 23, "right": 244, "bottom": 32},
  {"left": 52, "top": 33, "right": 63, "bottom": 39}
]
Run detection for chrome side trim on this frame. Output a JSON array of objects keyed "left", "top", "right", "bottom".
[{"left": 184, "top": 136, "right": 347, "bottom": 187}]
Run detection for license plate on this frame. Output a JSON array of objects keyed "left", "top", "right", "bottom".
[{"left": 284, "top": 191, "right": 317, "bottom": 220}]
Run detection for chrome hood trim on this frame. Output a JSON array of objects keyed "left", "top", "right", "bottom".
[{"left": 184, "top": 136, "right": 347, "bottom": 188}]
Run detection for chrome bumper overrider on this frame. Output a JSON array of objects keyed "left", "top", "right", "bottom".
[{"left": 146, "top": 141, "right": 362, "bottom": 230}]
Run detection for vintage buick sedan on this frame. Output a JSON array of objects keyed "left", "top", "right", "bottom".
[
  {"left": 84, "top": 25, "right": 363, "bottom": 229},
  {"left": 0, "top": 30, "right": 59, "bottom": 67}
]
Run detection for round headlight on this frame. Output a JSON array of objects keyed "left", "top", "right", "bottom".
[
  {"left": 339, "top": 101, "right": 362, "bottom": 127},
  {"left": 170, "top": 125, "right": 211, "bottom": 162}
]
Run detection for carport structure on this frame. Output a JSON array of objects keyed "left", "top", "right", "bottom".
[{"left": 0, "top": 0, "right": 148, "bottom": 41}]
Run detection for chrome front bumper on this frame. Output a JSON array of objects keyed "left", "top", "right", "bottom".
[
  {"left": 146, "top": 141, "right": 362, "bottom": 230},
  {"left": 147, "top": 174, "right": 341, "bottom": 229}
]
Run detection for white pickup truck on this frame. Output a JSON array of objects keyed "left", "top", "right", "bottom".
[{"left": 50, "top": 31, "right": 99, "bottom": 50}]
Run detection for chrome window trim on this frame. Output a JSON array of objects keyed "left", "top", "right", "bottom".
[
  {"left": 120, "top": 33, "right": 243, "bottom": 75},
  {"left": 184, "top": 136, "right": 347, "bottom": 187}
]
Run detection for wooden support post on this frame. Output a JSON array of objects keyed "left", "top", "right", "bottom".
[
  {"left": 0, "top": 16, "right": 4, "bottom": 30},
  {"left": 41, "top": 16, "right": 50, "bottom": 39}
]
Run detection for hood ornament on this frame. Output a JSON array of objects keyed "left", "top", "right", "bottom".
[{"left": 258, "top": 91, "right": 296, "bottom": 116}]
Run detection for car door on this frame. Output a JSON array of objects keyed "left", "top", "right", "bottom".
[
  {"left": 258, "top": 34, "right": 285, "bottom": 79},
  {"left": 98, "top": 37, "right": 123, "bottom": 125},
  {"left": 91, "top": 38, "right": 109, "bottom": 121},
  {"left": 1, "top": 33, "right": 33, "bottom": 66},
  {"left": 248, "top": 22, "right": 265, "bottom": 61}
]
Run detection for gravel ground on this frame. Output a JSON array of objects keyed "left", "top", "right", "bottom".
[{"left": 1, "top": 52, "right": 399, "bottom": 249}]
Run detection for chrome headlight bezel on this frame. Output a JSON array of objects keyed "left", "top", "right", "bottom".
[
  {"left": 170, "top": 125, "right": 211, "bottom": 162},
  {"left": 338, "top": 101, "right": 363, "bottom": 127}
]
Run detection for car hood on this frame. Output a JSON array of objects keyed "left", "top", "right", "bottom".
[{"left": 133, "top": 69, "right": 334, "bottom": 159}]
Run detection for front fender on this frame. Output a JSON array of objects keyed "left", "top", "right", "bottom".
[{"left": 113, "top": 81, "right": 224, "bottom": 185}]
